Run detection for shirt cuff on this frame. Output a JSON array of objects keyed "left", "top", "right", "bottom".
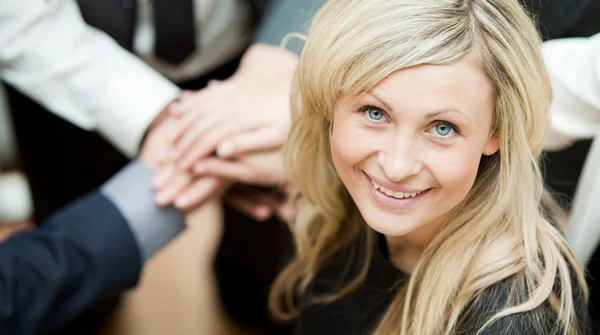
[
  {"left": 100, "top": 162, "right": 185, "bottom": 261},
  {"left": 93, "top": 66, "right": 181, "bottom": 158}
]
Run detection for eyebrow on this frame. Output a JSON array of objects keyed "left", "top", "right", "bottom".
[{"left": 367, "top": 91, "right": 474, "bottom": 122}]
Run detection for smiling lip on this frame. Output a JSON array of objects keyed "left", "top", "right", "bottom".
[{"left": 362, "top": 172, "right": 430, "bottom": 210}]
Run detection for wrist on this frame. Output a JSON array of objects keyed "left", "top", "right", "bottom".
[
  {"left": 139, "top": 99, "right": 177, "bottom": 153},
  {"left": 138, "top": 101, "right": 180, "bottom": 169},
  {"left": 146, "top": 107, "right": 170, "bottom": 135},
  {"left": 236, "top": 43, "right": 299, "bottom": 80}
]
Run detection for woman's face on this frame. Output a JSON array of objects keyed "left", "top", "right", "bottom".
[{"left": 330, "top": 56, "right": 498, "bottom": 246}]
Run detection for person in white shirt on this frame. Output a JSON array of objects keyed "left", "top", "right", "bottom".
[
  {"left": 541, "top": 31, "right": 600, "bottom": 331},
  {"left": 543, "top": 34, "right": 600, "bottom": 153},
  {"left": 1, "top": 0, "right": 182, "bottom": 221},
  {"left": 2, "top": 0, "right": 265, "bottom": 221}
]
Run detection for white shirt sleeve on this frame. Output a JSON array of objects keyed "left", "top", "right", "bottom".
[
  {"left": 543, "top": 33, "right": 600, "bottom": 151},
  {"left": 0, "top": 0, "right": 181, "bottom": 157}
]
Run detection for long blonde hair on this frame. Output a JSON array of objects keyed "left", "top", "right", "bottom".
[{"left": 270, "top": 0, "right": 588, "bottom": 334}]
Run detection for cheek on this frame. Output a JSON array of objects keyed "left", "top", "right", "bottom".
[
  {"left": 330, "top": 118, "right": 371, "bottom": 175},
  {"left": 429, "top": 146, "right": 481, "bottom": 196}
]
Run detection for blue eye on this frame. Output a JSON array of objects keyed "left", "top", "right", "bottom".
[
  {"left": 432, "top": 122, "right": 457, "bottom": 137},
  {"left": 359, "top": 106, "right": 385, "bottom": 121},
  {"left": 367, "top": 108, "right": 383, "bottom": 121}
]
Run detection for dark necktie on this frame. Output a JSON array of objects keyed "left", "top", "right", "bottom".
[
  {"left": 77, "top": 0, "right": 137, "bottom": 50},
  {"left": 152, "top": 0, "right": 197, "bottom": 64}
]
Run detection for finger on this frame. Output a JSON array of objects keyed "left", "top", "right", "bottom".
[
  {"left": 152, "top": 164, "right": 178, "bottom": 189},
  {"left": 169, "top": 97, "right": 195, "bottom": 116},
  {"left": 177, "top": 122, "right": 240, "bottom": 169},
  {"left": 171, "top": 113, "right": 224, "bottom": 162},
  {"left": 247, "top": 188, "right": 287, "bottom": 211},
  {"left": 172, "top": 99, "right": 224, "bottom": 141},
  {"left": 275, "top": 203, "right": 298, "bottom": 222},
  {"left": 282, "top": 183, "right": 297, "bottom": 196},
  {"left": 249, "top": 188, "right": 292, "bottom": 222},
  {"left": 227, "top": 186, "right": 287, "bottom": 220},
  {"left": 169, "top": 87, "right": 217, "bottom": 115},
  {"left": 243, "top": 186, "right": 296, "bottom": 222},
  {"left": 173, "top": 177, "right": 230, "bottom": 210},
  {"left": 207, "top": 79, "right": 223, "bottom": 87},
  {"left": 223, "top": 192, "right": 272, "bottom": 221},
  {"left": 216, "top": 127, "right": 283, "bottom": 158},
  {"left": 154, "top": 171, "right": 193, "bottom": 206},
  {"left": 144, "top": 118, "right": 183, "bottom": 165},
  {"left": 193, "top": 158, "right": 256, "bottom": 184},
  {"left": 168, "top": 106, "right": 205, "bottom": 146},
  {"left": 167, "top": 107, "right": 225, "bottom": 162},
  {"left": 178, "top": 90, "right": 197, "bottom": 102}
]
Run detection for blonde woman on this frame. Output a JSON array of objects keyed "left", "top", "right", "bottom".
[{"left": 267, "top": 0, "right": 591, "bottom": 334}]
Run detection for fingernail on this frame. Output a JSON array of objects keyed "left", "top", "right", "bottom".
[
  {"left": 157, "top": 150, "right": 168, "bottom": 163},
  {"left": 178, "top": 160, "right": 191, "bottom": 171},
  {"left": 254, "top": 206, "right": 271, "bottom": 221},
  {"left": 168, "top": 102, "right": 182, "bottom": 114},
  {"left": 155, "top": 192, "right": 172, "bottom": 205},
  {"left": 194, "top": 163, "right": 206, "bottom": 174},
  {"left": 152, "top": 171, "right": 169, "bottom": 188},
  {"left": 216, "top": 142, "right": 235, "bottom": 158},
  {"left": 179, "top": 90, "right": 196, "bottom": 101},
  {"left": 278, "top": 206, "right": 293, "bottom": 221},
  {"left": 174, "top": 196, "right": 190, "bottom": 208}
]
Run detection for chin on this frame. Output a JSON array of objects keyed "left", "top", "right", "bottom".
[{"left": 360, "top": 210, "right": 421, "bottom": 237}]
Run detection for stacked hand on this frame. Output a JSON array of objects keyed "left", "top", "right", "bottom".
[{"left": 142, "top": 44, "right": 299, "bottom": 222}]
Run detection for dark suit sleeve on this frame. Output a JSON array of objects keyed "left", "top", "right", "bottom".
[
  {"left": 0, "top": 191, "right": 142, "bottom": 335},
  {"left": 253, "top": 0, "right": 326, "bottom": 54}
]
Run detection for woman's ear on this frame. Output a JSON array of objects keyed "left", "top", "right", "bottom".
[{"left": 483, "top": 133, "right": 499, "bottom": 156}]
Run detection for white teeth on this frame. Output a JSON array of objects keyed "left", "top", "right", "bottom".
[{"left": 371, "top": 181, "right": 421, "bottom": 199}]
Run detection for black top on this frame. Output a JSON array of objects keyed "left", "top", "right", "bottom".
[
  {"left": 293, "top": 234, "right": 591, "bottom": 335},
  {"left": 294, "top": 234, "right": 403, "bottom": 334}
]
